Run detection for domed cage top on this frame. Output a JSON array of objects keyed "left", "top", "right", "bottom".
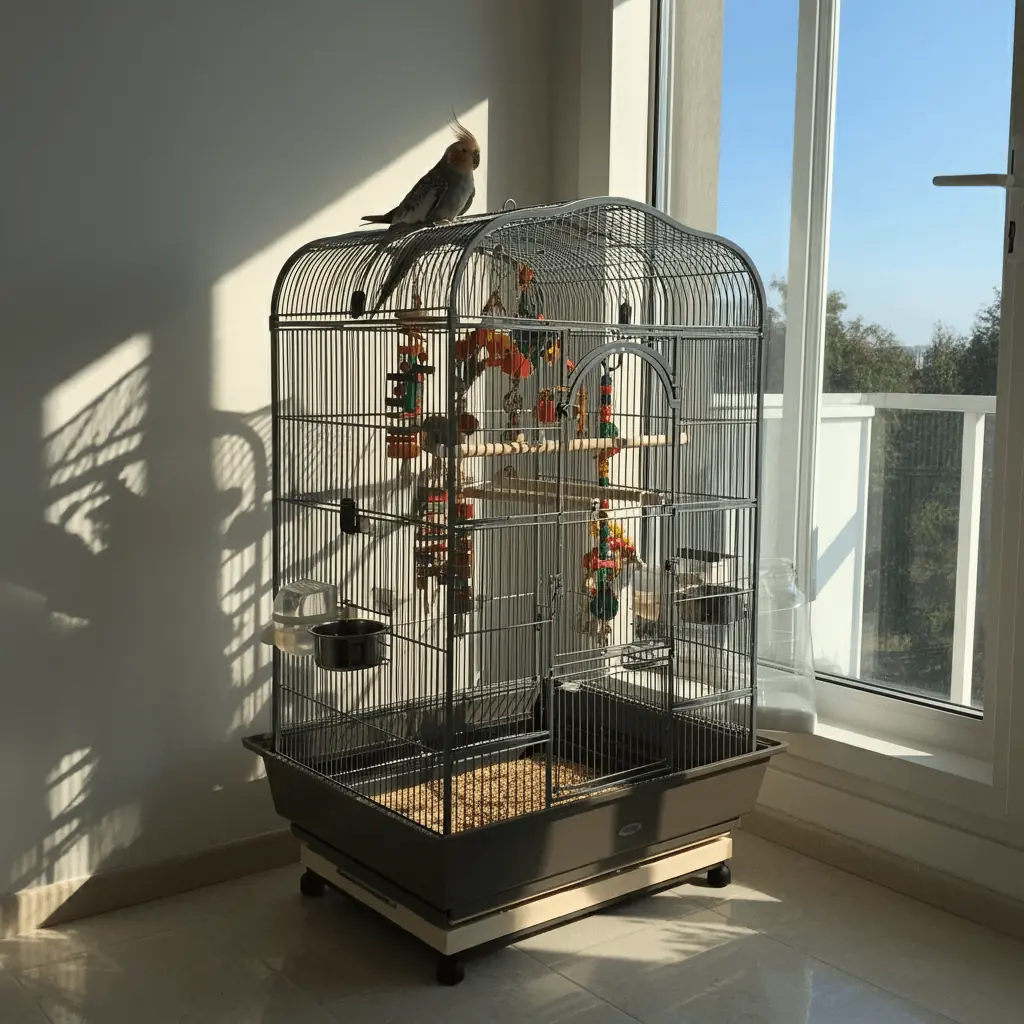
[
  {"left": 254, "top": 197, "right": 772, "bottom": 844},
  {"left": 274, "top": 198, "right": 763, "bottom": 328}
]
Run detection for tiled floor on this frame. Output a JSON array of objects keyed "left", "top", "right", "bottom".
[{"left": 2, "top": 831, "right": 1023, "bottom": 1023}]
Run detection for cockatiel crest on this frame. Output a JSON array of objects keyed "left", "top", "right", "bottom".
[
  {"left": 362, "top": 116, "right": 480, "bottom": 229},
  {"left": 443, "top": 116, "right": 480, "bottom": 174}
]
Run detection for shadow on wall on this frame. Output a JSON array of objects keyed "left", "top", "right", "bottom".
[{"left": 0, "top": 0, "right": 552, "bottom": 907}]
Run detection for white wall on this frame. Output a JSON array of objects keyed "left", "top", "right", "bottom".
[
  {"left": 549, "top": 0, "right": 653, "bottom": 203},
  {"left": 0, "top": 0, "right": 555, "bottom": 898}
]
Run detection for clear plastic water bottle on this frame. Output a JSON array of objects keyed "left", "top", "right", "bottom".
[
  {"left": 262, "top": 580, "right": 339, "bottom": 657},
  {"left": 756, "top": 558, "right": 817, "bottom": 733}
]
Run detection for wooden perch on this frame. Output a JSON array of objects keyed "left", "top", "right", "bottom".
[{"left": 444, "top": 431, "right": 689, "bottom": 459}]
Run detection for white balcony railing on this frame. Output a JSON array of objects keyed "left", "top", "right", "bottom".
[{"left": 761, "top": 392, "right": 996, "bottom": 709}]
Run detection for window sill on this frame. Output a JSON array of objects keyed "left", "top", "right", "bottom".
[
  {"left": 814, "top": 677, "right": 990, "bottom": 760},
  {"left": 777, "top": 719, "right": 993, "bottom": 785},
  {"left": 763, "top": 714, "right": 1007, "bottom": 821}
]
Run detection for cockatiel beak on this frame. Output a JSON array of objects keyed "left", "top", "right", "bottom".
[{"left": 472, "top": 151, "right": 480, "bottom": 170}]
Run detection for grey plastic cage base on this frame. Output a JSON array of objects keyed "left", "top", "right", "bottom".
[{"left": 244, "top": 730, "right": 785, "bottom": 922}]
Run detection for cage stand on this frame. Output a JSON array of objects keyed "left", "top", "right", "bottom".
[{"left": 296, "top": 831, "right": 734, "bottom": 986}]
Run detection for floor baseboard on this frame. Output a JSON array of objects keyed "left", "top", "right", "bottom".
[
  {"left": 9, "top": 813, "right": 1022, "bottom": 945},
  {"left": 742, "top": 808, "right": 1024, "bottom": 944},
  {"left": 0, "top": 829, "right": 299, "bottom": 939}
]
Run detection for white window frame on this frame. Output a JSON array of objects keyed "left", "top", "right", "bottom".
[
  {"left": 767, "top": 0, "right": 1023, "bottom": 821},
  {"left": 648, "top": 0, "right": 1024, "bottom": 843}
]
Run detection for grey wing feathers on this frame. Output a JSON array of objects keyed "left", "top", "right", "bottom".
[
  {"left": 392, "top": 164, "right": 447, "bottom": 224},
  {"left": 458, "top": 185, "right": 476, "bottom": 217},
  {"left": 371, "top": 230, "right": 439, "bottom": 313}
]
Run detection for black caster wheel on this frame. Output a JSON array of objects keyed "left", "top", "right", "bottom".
[
  {"left": 299, "top": 868, "right": 326, "bottom": 898},
  {"left": 436, "top": 954, "right": 465, "bottom": 987},
  {"left": 707, "top": 862, "right": 732, "bottom": 888}
]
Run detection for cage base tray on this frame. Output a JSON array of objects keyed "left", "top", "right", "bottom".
[
  {"left": 298, "top": 830, "right": 734, "bottom": 981},
  {"left": 246, "top": 716, "right": 784, "bottom": 923}
]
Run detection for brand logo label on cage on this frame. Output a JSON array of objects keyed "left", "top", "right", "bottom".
[{"left": 617, "top": 822, "right": 643, "bottom": 838}]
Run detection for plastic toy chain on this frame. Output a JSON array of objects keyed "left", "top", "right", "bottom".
[
  {"left": 455, "top": 289, "right": 533, "bottom": 380},
  {"left": 455, "top": 265, "right": 562, "bottom": 396}
]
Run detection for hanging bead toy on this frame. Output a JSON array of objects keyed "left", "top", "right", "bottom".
[
  {"left": 581, "top": 300, "right": 639, "bottom": 631},
  {"left": 450, "top": 487, "right": 475, "bottom": 614},
  {"left": 413, "top": 483, "right": 448, "bottom": 591},
  {"left": 588, "top": 366, "right": 621, "bottom": 625},
  {"left": 385, "top": 296, "right": 433, "bottom": 459},
  {"left": 579, "top": 360, "right": 638, "bottom": 638}
]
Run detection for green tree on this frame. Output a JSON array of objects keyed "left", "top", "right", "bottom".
[
  {"left": 916, "top": 324, "right": 965, "bottom": 395},
  {"left": 957, "top": 290, "right": 1000, "bottom": 395},
  {"left": 764, "top": 279, "right": 917, "bottom": 394},
  {"left": 822, "top": 291, "right": 917, "bottom": 393},
  {"left": 763, "top": 276, "right": 787, "bottom": 393}
]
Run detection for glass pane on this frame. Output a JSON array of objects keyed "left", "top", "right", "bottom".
[
  {"left": 719, "top": 0, "right": 797, "bottom": 397},
  {"left": 719, "top": 0, "right": 799, "bottom": 572},
  {"left": 815, "top": 0, "right": 1012, "bottom": 709}
]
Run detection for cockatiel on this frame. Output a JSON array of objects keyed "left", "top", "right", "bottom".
[{"left": 362, "top": 118, "right": 480, "bottom": 228}]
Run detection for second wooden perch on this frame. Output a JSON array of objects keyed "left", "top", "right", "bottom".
[{"left": 443, "top": 431, "right": 689, "bottom": 459}]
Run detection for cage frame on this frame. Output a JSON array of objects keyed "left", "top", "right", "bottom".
[{"left": 247, "top": 195, "right": 786, "bottom": 980}]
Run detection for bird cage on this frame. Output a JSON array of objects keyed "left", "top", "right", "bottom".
[{"left": 246, "top": 197, "right": 785, "bottom": 984}]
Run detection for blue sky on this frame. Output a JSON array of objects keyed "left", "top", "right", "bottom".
[{"left": 717, "top": 0, "right": 1013, "bottom": 349}]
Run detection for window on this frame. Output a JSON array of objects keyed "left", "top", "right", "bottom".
[
  {"left": 656, "top": 0, "right": 1023, "bottom": 776},
  {"left": 651, "top": 0, "right": 1024, "bottom": 862},
  {"left": 753, "top": 0, "right": 1018, "bottom": 763},
  {"left": 814, "top": 0, "right": 1012, "bottom": 715}
]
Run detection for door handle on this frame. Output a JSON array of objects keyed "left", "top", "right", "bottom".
[{"left": 934, "top": 139, "right": 1019, "bottom": 258}]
